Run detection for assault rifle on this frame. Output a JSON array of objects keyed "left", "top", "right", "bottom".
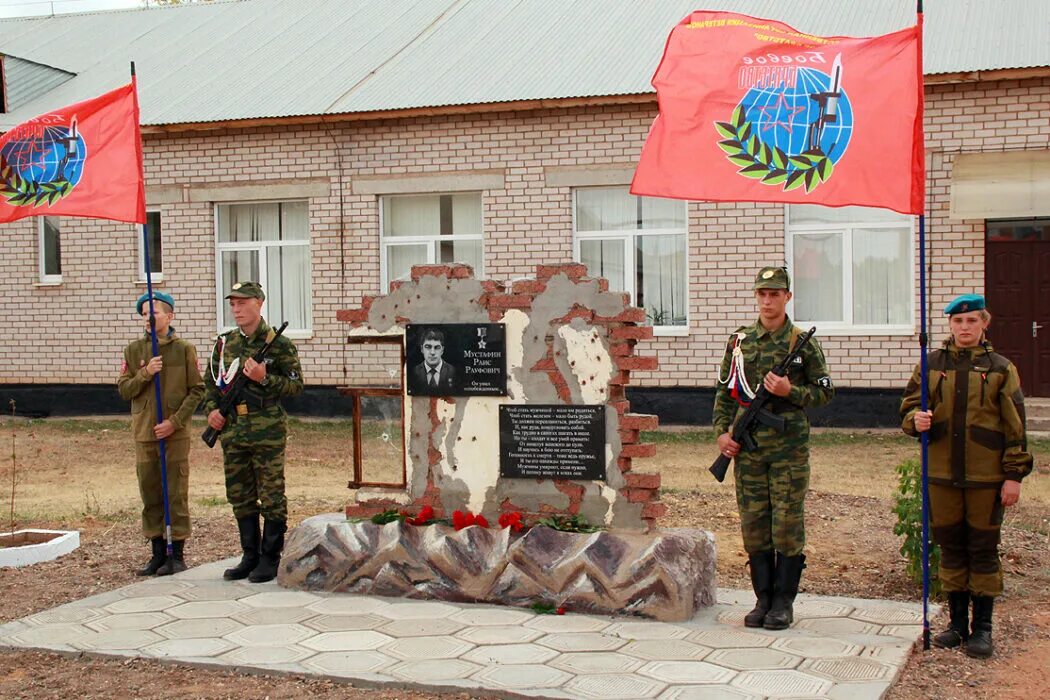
[
  {"left": 709, "top": 326, "right": 817, "bottom": 482},
  {"left": 201, "top": 321, "right": 289, "bottom": 448}
]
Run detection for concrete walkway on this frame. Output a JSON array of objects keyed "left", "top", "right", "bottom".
[{"left": 0, "top": 558, "right": 928, "bottom": 699}]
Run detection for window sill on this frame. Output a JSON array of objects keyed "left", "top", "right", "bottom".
[
  {"left": 34, "top": 280, "right": 63, "bottom": 287},
  {"left": 807, "top": 324, "right": 916, "bottom": 337},
  {"left": 136, "top": 277, "right": 165, "bottom": 285},
  {"left": 653, "top": 325, "right": 690, "bottom": 338}
]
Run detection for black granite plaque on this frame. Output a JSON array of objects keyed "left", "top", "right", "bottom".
[
  {"left": 499, "top": 405, "right": 606, "bottom": 480},
  {"left": 406, "top": 323, "right": 507, "bottom": 397}
]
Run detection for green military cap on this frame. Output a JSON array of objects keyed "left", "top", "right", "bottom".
[
  {"left": 225, "top": 281, "right": 265, "bottom": 301},
  {"left": 944, "top": 293, "right": 985, "bottom": 315},
  {"left": 753, "top": 266, "right": 790, "bottom": 291}
]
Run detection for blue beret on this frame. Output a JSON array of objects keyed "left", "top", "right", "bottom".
[
  {"left": 944, "top": 294, "right": 985, "bottom": 315},
  {"left": 136, "top": 291, "right": 175, "bottom": 315}
]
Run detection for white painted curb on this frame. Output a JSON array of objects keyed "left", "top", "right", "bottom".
[{"left": 0, "top": 529, "right": 80, "bottom": 568}]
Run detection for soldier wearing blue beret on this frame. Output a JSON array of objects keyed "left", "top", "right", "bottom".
[
  {"left": 901, "top": 293, "right": 1033, "bottom": 658},
  {"left": 118, "top": 291, "right": 204, "bottom": 576}
]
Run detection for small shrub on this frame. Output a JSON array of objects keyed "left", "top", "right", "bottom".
[{"left": 892, "top": 459, "right": 941, "bottom": 596}]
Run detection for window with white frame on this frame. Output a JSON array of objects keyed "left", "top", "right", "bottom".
[
  {"left": 787, "top": 204, "right": 914, "bottom": 333},
  {"left": 138, "top": 210, "right": 163, "bottom": 281},
  {"left": 38, "top": 216, "right": 61, "bottom": 283},
  {"left": 216, "top": 201, "right": 312, "bottom": 334},
  {"left": 573, "top": 186, "right": 688, "bottom": 331},
  {"left": 380, "top": 193, "right": 483, "bottom": 288}
]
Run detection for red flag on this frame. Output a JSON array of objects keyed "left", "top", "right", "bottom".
[
  {"left": 0, "top": 82, "right": 146, "bottom": 225},
  {"left": 631, "top": 12, "right": 924, "bottom": 215}
]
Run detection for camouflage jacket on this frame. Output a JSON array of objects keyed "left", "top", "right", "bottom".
[
  {"left": 900, "top": 340, "right": 1033, "bottom": 486},
  {"left": 712, "top": 317, "right": 834, "bottom": 435},
  {"left": 118, "top": 330, "right": 205, "bottom": 443},
  {"left": 202, "top": 319, "right": 304, "bottom": 427}
]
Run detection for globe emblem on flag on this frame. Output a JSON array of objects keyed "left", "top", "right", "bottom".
[
  {"left": 715, "top": 61, "right": 852, "bottom": 194},
  {"left": 0, "top": 119, "right": 87, "bottom": 208}
]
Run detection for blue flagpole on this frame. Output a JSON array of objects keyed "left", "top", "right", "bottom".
[{"left": 916, "top": 0, "right": 931, "bottom": 652}]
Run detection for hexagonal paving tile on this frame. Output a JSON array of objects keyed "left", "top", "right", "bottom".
[
  {"left": 302, "top": 650, "right": 397, "bottom": 676},
  {"left": 239, "top": 591, "right": 321, "bottom": 608},
  {"left": 537, "top": 632, "right": 626, "bottom": 652},
  {"left": 174, "top": 583, "right": 255, "bottom": 602},
  {"left": 11, "top": 624, "right": 90, "bottom": 648},
  {"left": 792, "top": 599, "right": 854, "bottom": 619},
  {"left": 862, "top": 643, "right": 912, "bottom": 664},
  {"left": 826, "top": 680, "right": 894, "bottom": 700},
  {"left": 449, "top": 606, "right": 533, "bottom": 626},
  {"left": 707, "top": 647, "right": 801, "bottom": 671},
  {"left": 174, "top": 558, "right": 233, "bottom": 580},
  {"left": 300, "top": 630, "right": 395, "bottom": 652},
  {"left": 373, "top": 600, "right": 458, "bottom": 620},
  {"left": 731, "top": 670, "right": 833, "bottom": 697},
  {"left": 104, "top": 596, "right": 182, "bottom": 615},
  {"left": 604, "top": 621, "right": 690, "bottom": 640},
  {"left": 389, "top": 659, "right": 483, "bottom": 682},
  {"left": 796, "top": 617, "right": 881, "bottom": 636},
  {"left": 621, "top": 639, "right": 712, "bottom": 661},
  {"left": 25, "top": 607, "right": 105, "bottom": 626},
  {"left": 306, "top": 596, "right": 392, "bottom": 616},
  {"left": 880, "top": 625, "right": 925, "bottom": 639},
  {"left": 849, "top": 605, "right": 924, "bottom": 625},
  {"left": 565, "top": 673, "right": 667, "bottom": 699},
  {"left": 303, "top": 614, "right": 387, "bottom": 633},
  {"left": 145, "top": 637, "right": 233, "bottom": 658},
  {"left": 772, "top": 636, "right": 861, "bottom": 658},
  {"left": 800, "top": 657, "right": 897, "bottom": 682},
  {"left": 224, "top": 623, "right": 314, "bottom": 647},
  {"left": 456, "top": 624, "right": 543, "bottom": 645},
  {"left": 233, "top": 606, "right": 316, "bottom": 626},
  {"left": 75, "top": 629, "right": 164, "bottom": 651},
  {"left": 221, "top": 644, "right": 315, "bottom": 665},
  {"left": 383, "top": 635, "right": 474, "bottom": 660},
  {"left": 686, "top": 629, "right": 774, "bottom": 648},
  {"left": 716, "top": 608, "right": 750, "bottom": 626},
  {"left": 156, "top": 617, "right": 244, "bottom": 639},
  {"left": 462, "top": 643, "right": 558, "bottom": 665},
  {"left": 167, "top": 600, "right": 249, "bottom": 620},
  {"left": 639, "top": 660, "right": 737, "bottom": 685},
  {"left": 525, "top": 615, "right": 610, "bottom": 633},
  {"left": 471, "top": 663, "right": 572, "bottom": 689},
  {"left": 551, "top": 651, "right": 646, "bottom": 675},
  {"left": 117, "top": 580, "right": 191, "bottom": 598},
  {"left": 659, "top": 684, "right": 762, "bottom": 700},
  {"left": 87, "top": 612, "right": 172, "bottom": 632},
  {"left": 378, "top": 617, "right": 464, "bottom": 637}
]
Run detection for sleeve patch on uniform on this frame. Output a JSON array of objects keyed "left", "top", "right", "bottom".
[
  {"left": 288, "top": 370, "right": 300, "bottom": 381},
  {"left": 792, "top": 356, "right": 803, "bottom": 365},
  {"left": 817, "top": 376, "right": 833, "bottom": 388}
]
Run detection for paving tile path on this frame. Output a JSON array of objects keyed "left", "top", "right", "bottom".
[{"left": 0, "top": 558, "right": 929, "bottom": 699}]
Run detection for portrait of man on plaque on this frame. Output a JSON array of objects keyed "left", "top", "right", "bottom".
[{"left": 408, "top": 326, "right": 459, "bottom": 395}]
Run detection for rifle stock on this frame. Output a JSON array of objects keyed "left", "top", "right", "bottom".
[
  {"left": 708, "top": 326, "right": 816, "bottom": 482},
  {"left": 201, "top": 321, "right": 289, "bottom": 448}
]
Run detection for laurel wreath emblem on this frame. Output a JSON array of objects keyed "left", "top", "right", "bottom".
[
  {"left": 0, "top": 161, "right": 74, "bottom": 207},
  {"left": 715, "top": 105, "right": 834, "bottom": 193}
]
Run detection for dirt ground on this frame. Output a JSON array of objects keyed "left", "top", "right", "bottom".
[{"left": 0, "top": 418, "right": 1048, "bottom": 699}]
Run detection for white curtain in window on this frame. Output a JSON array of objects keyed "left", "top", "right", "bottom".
[
  {"left": 451, "top": 193, "right": 482, "bottom": 236},
  {"left": 437, "top": 238, "right": 482, "bottom": 270},
  {"left": 384, "top": 196, "right": 440, "bottom": 237},
  {"left": 640, "top": 196, "right": 686, "bottom": 229},
  {"left": 220, "top": 203, "right": 280, "bottom": 243},
  {"left": 579, "top": 238, "right": 626, "bottom": 291},
  {"left": 637, "top": 234, "right": 686, "bottom": 326},
  {"left": 387, "top": 243, "right": 429, "bottom": 282},
  {"left": 577, "top": 187, "right": 636, "bottom": 231},
  {"left": 793, "top": 232, "right": 843, "bottom": 322},
  {"left": 790, "top": 204, "right": 906, "bottom": 226},
  {"left": 267, "top": 245, "right": 310, "bottom": 328},
  {"left": 853, "top": 228, "right": 910, "bottom": 325},
  {"left": 221, "top": 250, "right": 260, "bottom": 326},
  {"left": 280, "top": 202, "right": 310, "bottom": 240},
  {"left": 42, "top": 217, "right": 61, "bottom": 276}
]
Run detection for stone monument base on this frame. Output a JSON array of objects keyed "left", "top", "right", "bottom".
[{"left": 278, "top": 513, "right": 717, "bottom": 622}]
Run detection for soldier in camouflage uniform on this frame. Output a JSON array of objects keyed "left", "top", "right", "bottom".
[
  {"left": 900, "top": 294, "right": 1032, "bottom": 658},
  {"left": 203, "top": 281, "right": 304, "bottom": 583},
  {"left": 713, "top": 267, "right": 834, "bottom": 630},
  {"left": 118, "top": 291, "right": 204, "bottom": 576}
]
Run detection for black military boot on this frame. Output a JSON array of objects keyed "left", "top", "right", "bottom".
[
  {"left": 764, "top": 552, "right": 806, "bottom": 630},
  {"left": 248, "top": 519, "right": 287, "bottom": 583},
  {"left": 966, "top": 595, "right": 994, "bottom": 658},
  {"left": 932, "top": 591, "right": 969, "bottom": 649},
  {"left": 137, "top": 537, "right": 167, "bottom": 576},
  {"left": 156, "top": 540, "right": 187, "bottom": 576},
  {"left": 223, "top": 515, "right": 261, "bottom": 581},
  {"left": 744, "top": 551, "right": 775, "bottom": 628}
]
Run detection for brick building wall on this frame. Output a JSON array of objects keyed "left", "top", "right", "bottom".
[{"left": 0, "top": 76, "right": 1047, "bottom": 398}]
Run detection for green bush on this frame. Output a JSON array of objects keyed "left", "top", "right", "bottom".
[{"left": 892, "top": 459, "right": 941, "bottom": 596}]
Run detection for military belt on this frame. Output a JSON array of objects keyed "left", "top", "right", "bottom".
[{"left": 240, "top": 394, "right": 280, "bottom": 412}]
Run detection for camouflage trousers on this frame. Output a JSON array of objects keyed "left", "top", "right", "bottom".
[
  {"left": 220, "top": 409, "right": 288, "bottom": 521},
  {"left": 733, "top": 419, "right": 810, "bottom": 556},
  {"left": 135, "top": 437, "right": 191, "bottom": 540},
  {"left": 930, "top": 483, "right": 1004, "bottom": 597}
]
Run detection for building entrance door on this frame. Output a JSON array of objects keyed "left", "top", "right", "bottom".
[{"left": 985, "top": 219, "right": 1050, "bottom": 397}]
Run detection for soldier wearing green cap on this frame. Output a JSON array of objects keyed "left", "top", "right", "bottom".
[
  {"left": 203, "top": 281, "right": 304, "bottom": 583},
  {"left": 117, "top": 291, "right": 204, "bottom": 576},
  {"left": 713, "top": 266, "right": 834, "bottom": 630},
  {"left": 900, "top": 294, "right": 1032, "bottom": 658}
]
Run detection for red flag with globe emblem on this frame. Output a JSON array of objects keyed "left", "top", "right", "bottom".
[
  {"left": 631, "top": 12, "right": 924, "bottom": 215},
  {"left": 0, "top": 82, "right": 146, "bottom": 225}
]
